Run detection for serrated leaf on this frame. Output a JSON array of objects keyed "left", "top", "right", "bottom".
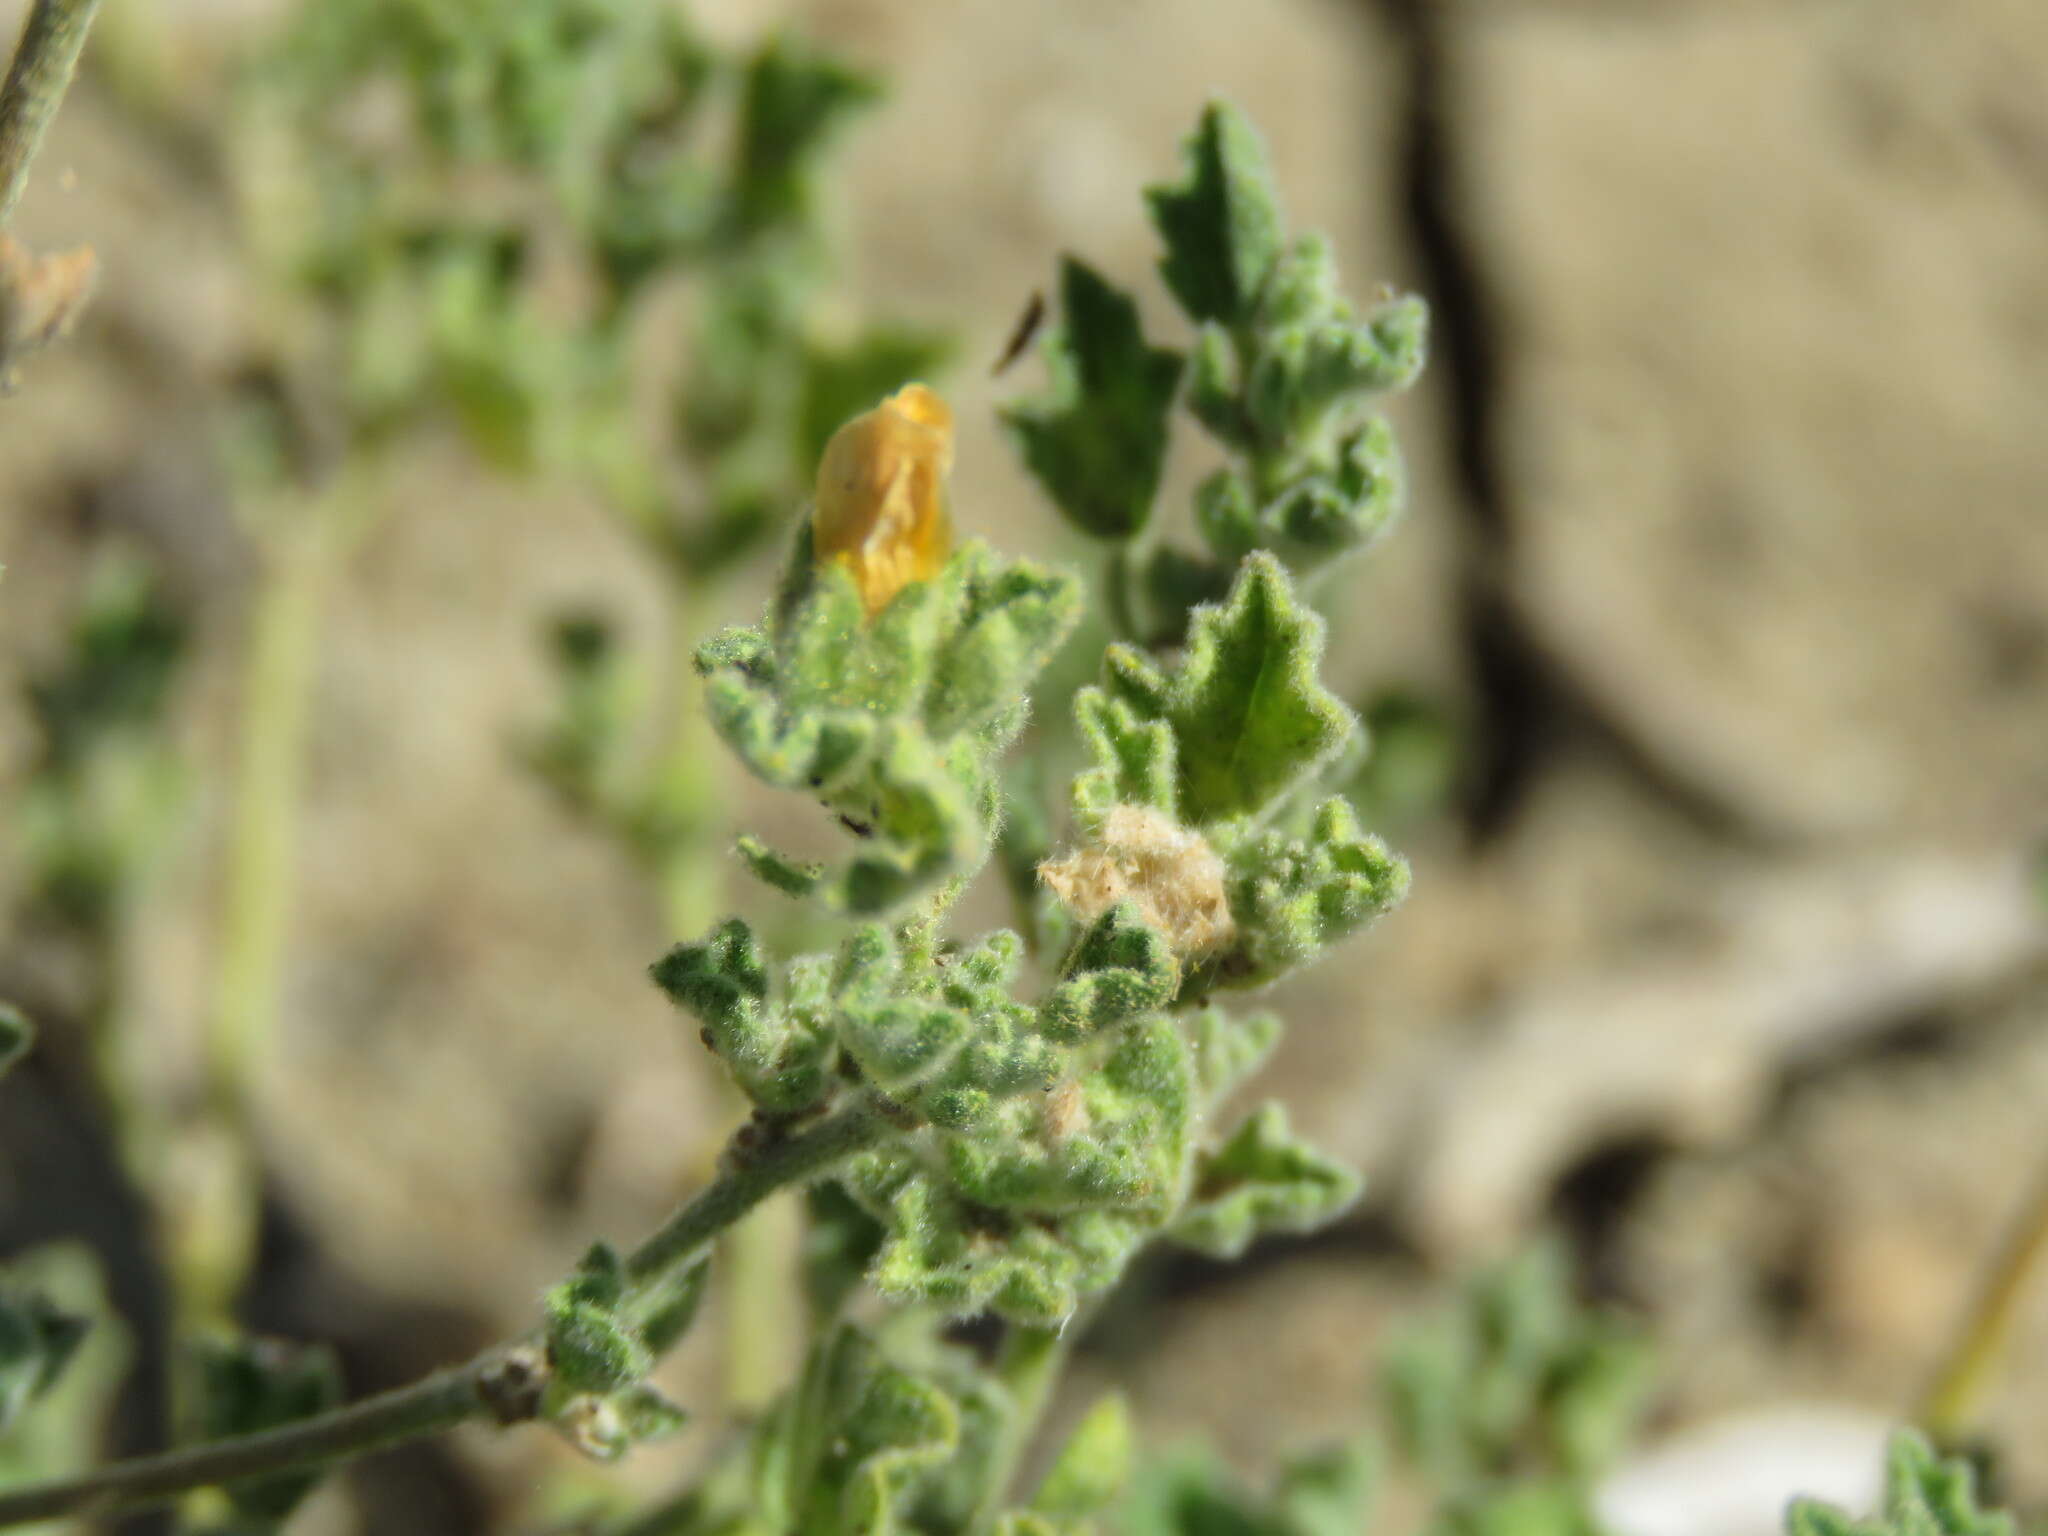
[
  {"left": 849, "top": 1162, "right": 1151, "bottom": 1327},
  {"left": 701, "top": 537, "right": 1078, "bottom": 917},
  {"left": 1195, "top": 417, "right": 1404, "bottom": 574},
  {"left": 924, "top": 554, "right": 1083, "bottom": 743},
  {"left": 651, "top": 919, "right": 836, "bottom": 1113},
  {"left": 1002, "top": 258, "right": 1184, "bottom": 541},
  {"left": 1071, "top": 690, "right": 1178, "bottom": 827},
  {"left": 1105, "top": 554, "right": 1353, "bottom": 826},
  {"left": 1038, "top": 904, "right": 1179, "bottom": 1041},
  {"left": 1169, "top": 1104, "right": 1360, "bottom": 1259},
  {"left": 1203, "top": 796, "right": 1409, "bottom": 990},
  {"left": 1240, "top": 238, "right": 1426, "bottom": 451},
  {"left": 732, "top": 35, "right": 882, "bottom": 233},
  {"left": 1146, "top": 102, "right": 1285, "bottom": 329}
]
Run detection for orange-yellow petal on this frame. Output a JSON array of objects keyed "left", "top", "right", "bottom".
[{"left": 811, "top": 382, "right": 955, "bottom": 615}]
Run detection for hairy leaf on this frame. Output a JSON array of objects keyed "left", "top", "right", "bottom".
[
  {"left": 1170, "top": 1104, "right": 1360, "bottom": 1259},
  {"left": 1002, "top": 258, "right": 1184, "bottom": 541},
  {"left": 1146, "top": 102, "right": 1285, "bottom": 329},
  {"left": 1103, "top": 554, "right": 1354, "bottom": 826}
]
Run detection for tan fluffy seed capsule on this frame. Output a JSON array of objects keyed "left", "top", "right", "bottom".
[
  {"left": 1038, "top": 804, "right": 1235, "bottom": 957},
  {"left": 811, "top": 382, "right": 955, "bottom": 615}
]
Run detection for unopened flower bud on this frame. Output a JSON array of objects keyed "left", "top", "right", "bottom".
[{"left": 812, "top": 382, "right": 955, "bottom": 615}]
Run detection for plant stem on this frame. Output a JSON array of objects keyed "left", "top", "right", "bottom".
[
  {"left": 181, "top": 527, "right": 327, "bottom": 1329},
  {"left": 0, "top": 1356, "right": 495, "bottom": 1527},
  {"left": 971, "top": 1323, "right": 1071, "bottom": 1533},
  {"left": 1919, "top": 1148, "right": 2048, "bottom": 1443},
  {"left": 624, "top": 1099, "right": 888, "bottom": 1290},
  {"left": 0, "top": 1098, "right": 891, "bottom": 1529},
  {"left": 0, "top": 0, "right": 101, "bottom": 228}
]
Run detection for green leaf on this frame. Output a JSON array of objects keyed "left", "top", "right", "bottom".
[
  {"left": 700, "top": 539, "right": 1079, "bottom": 917},
  {"left": 1169, "top": 1104, "right": 1360, "bottom": 1259},
  {"left": 923, "top": 554, "right": 1085, "bottom": 744},
  {"left": 780, "top": 1325, "right": 960, "bottom": 1535},
  {"left": 1001, "top": 258, "right": 1184, "bottom": 541},
  {"left": 1032, "top": 1393, "right": 1134, "bottom": 1518},
  {"left": 855, "top": 1165, "right": 1150, "bottom": 1327},
  {"left": 1382, "top": 1240, "right": 1651, "bottom": 1492},
  {"left": 651, "top": 919, "right": 836, "bottom": 1113},
  {"left": 545, "top": 1296, "right": 652, "bottom": 1397},
  {"left": 0, "top": 1004, "right": 29, "bottom": 1080},
  {"left": 0, "top": 1280, "right": 89, "bottom": 1435},
  {"left": 1787, "top": 1432, "right": 2015, "bottom": 1536},
  {"left": 1038, "top": 904, "right": 1179, "bottom": 1041},
  {"left": 846, "top": 1015, "right": 1195, "bottom": 1325},
  {"left": 1202, "top": 797, "right": 1409, "bottom": 991},
  {"left": 1147, "top": 102, "right": 1285, "bottom": 329},
  {"left": 1195, "top": 417, "right": 1404, "bottom": 573},
  {"left": 559, "top": 1241, "right": 628, "bottom": 1311},
  {"left": 1441, "top": 1479, "right": 1602, "bottom": 1536},
  {"left": 615, "top": 1382, "right": 690, "bottom": 1445},
  {"left": 737, "top": 833, "right": 827, "bottom": 899},
  {"left": 186, "top": 1334, "right": 345, "bottom": 1526},
  {"left": 1070, "top": 689, "right": 1178, "bottom": 828},
  {"left": 640, "top": 1257, "right": 711, "bottom": 1359},
  {"left": 943, "top": 1017, "right": 1194, "bottom": 1219},
  {"left": 1126, "top": 1442, "right": 1372, "bottom": 1536},
  {"left": 1241, "top": 237, "right": 1426, "bottom": 450},
  {"left": 1103, "top": 554, "right": 1354, "bottom": 826},
  {"left": 733, "top": 35, "right": 882, "bottom": 233},
  {"left": 1124, "top": 1447, "right": 1270, "bottom": 1536}
]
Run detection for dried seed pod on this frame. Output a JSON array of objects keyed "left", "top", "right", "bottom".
[
  {"left": 811, "top": 382, "right": 955, "bottom": 615},
  {"left": 1039, "top": 803, "right": 1234, "bottom": 957}
]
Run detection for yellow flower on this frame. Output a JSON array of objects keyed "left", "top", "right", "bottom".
[{"left": 811, "top": 382, "right": 955, "bottom": 615}]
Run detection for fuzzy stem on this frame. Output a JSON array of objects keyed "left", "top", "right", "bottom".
[
  {"left": 0, "top": 1357, "right": 496, "bottom": 1527},
  {"left": 625, "top": 1099, "right": 889, "bottom": 1291},
  {"left": 0, "top": 1099, "right": 890, "bottom": 1528},
  {"left": 0, "top": 0, "right": 101, "bottom": 228},
  {"left": 971, "top": 1324, "right": 1071, "bottom": 1533},
  {"left": 1919, "top": 1150, "right": 2048, "bottom": 1443}
]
